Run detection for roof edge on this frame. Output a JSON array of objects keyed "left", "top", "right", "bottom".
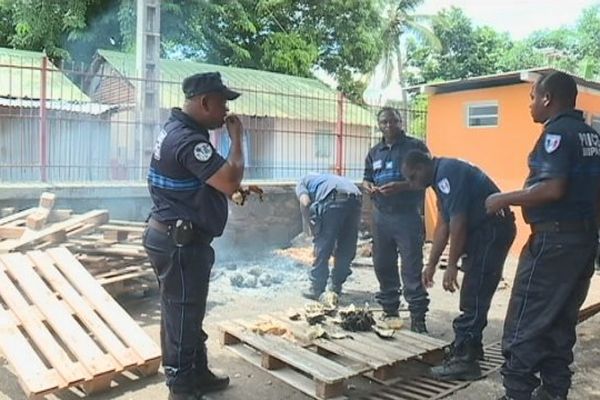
[{"left": 413, "top": 68, "right": 600, "bottom": 96}]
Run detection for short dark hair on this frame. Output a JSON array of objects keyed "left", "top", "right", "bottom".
[
  {"left": 403, "top": 150, "right": 433, "bottom": 169},
  {"left": 537, "top": 71, "right": 577, "bottom": 108},
  {"left": 377, "top": 107, "right": 402, "bottom": 120}
]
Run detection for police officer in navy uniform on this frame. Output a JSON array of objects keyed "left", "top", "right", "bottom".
[
  {"left": 402, "top": 151, "right": 516, "bottom": 380},
  {"left": 296, "top": 173, "right": 362, "bottom": 299},
  {"left": 486, "top": 72, "right": 600, "bottom": 400},
  {"left": 142, "top": 72, "right": 245, "bottom": 400},
  {"left": 363, "top": 107, "right": 430, "bottom": 333}
]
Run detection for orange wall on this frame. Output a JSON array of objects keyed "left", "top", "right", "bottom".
[{"left": 425, "top": 83, "right": 600, "bottom": 254}]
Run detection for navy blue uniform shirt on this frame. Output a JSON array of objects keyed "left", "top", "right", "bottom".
[
  {"left": 148, "top": 108, "right": 228, "bottom": 237},
  {"left": 432, "top": 157, "right": 501, "bottom": 232},
  {"left": 523, "top": 110, "right": 600, "bottom": 224},
  {"left": 296, "top": 173, "right": 360, "bottom": 203},
  {"left": 364, "top": 135, "right": 428, "bottom": 213}
]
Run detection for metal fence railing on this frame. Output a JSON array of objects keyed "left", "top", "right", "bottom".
[{"left": 0, "top": 53, "right": 427, "bottom": 183}]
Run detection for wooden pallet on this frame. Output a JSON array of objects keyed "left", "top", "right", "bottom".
[
  {"left": 0, "top": 247, "right": 161, "bottom": 399},
  {"left": 0, "top": 210, "right": 109, "bottom": 253},
  {"left": 65, "top": 220, "right": 153, "bottom": 295},
  {"left": 219, "top": 311, "right": 447, "bottom": 399}
]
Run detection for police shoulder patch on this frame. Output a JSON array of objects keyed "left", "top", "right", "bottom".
[
  {"left": 437, "top": 178, "right": 450, "bottom": 194},
  {"left": 544, "top": 133, "right": 561, "bottom": 153},
  {"left": 193, "top": 142, "right": 213, "bottom": 162}
]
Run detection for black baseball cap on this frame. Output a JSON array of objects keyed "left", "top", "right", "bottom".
[{"left": 182, "top": 72, "right": 241, "bottom": 100}]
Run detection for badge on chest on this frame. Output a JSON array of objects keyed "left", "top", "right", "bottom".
[{"left": 373, "top": 160, "right": 393, "bottom": 170}]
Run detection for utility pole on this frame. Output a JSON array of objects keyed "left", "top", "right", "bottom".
[{"left": 136, "top": 0, "right": 161, "bottom": 179}]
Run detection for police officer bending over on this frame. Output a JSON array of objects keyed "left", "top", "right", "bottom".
[
  {"left": 143, "top": 72, "right": 244, "bottom": 400},
  {"left": 363, "top": 107, "right": 430, "bottom": 333},
  {"left": 486, "top": 72, "right": 600, "bottom": 400},
  {"left": 402, "top": 151, "right": 516, "bottom": 381},
  {"left": 296, "top": 173, "right": 362, "bottom": 299}
]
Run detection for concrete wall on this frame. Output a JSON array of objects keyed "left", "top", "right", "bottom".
[{"left": 0, "top": 182, "right": 303, "bottom": 261}]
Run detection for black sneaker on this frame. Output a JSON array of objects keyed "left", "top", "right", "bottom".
[
  {"left": 429, "top": 357, "right": 482, "bottom": 381},
  {"left": 410, "top": 317, "right": 428, "bottom": 334},
  {"left": 196, "top": 369, "right": 230, "bottom": 394},
  {"left": 302, "top": 289, "right": 322, "bottom": 301},
  {"left": 380, "top": 310, "right": 399, "bottom": 320},
  {"left": 330, "top": 284, "right": 342, "bottom": 295},
  {"left": 532, "top": 386, "right": 566, "bottom": 400}
]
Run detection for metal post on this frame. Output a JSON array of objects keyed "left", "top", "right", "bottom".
[
  {"left": 335, "top": 92, "right": 345, "bottom": 175},
  {"left": 136, "top": 0, "right": 161, "bottom": 180},
  {"left": 39, "top": 56, "right": 48, "bottom": 182}
]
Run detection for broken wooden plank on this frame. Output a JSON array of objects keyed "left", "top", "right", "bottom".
[
  {"left": 0, "top": 226, "right": 25, "bottom": 239},
  {"left": 0, "top": 210, "right": 109, "bottom": 253},
  {"left": 26, "top": 209, "right": 50, "bottom": 230},
  {"left": 38, "top": 192, "right": 56, "bottom": 210}
]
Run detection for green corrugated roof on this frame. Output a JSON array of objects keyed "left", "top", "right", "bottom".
[
  {"left": 0, "top": 47, "right": 88, "bottom": 101},
  {"left": 98, "top": 49, "right": 373, "bottom": 125}
]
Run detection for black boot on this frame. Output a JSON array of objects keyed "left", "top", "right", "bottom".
[
  {"left": 195, "top": 369, "right": 230, "bottom": 394},
  {"left": 302, "top": 287, "right": 322, "bottom": 301},
  {"left": 429, "top": 343, "right": 482, "bottom": 381},
  {"left": 410, "top": 315, "right": 428, "bottom": 334},
  {"left": 429, "top": 357, "right": 481, "bottom": 380},
  {"left": 532, "top": 386, "right": 566, "bottom": 400},
  {"left": 330, "top": 283, "right": 342, "bottom": 295}
]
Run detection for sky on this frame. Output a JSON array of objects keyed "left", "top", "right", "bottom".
[{"left": 419, "top": 0, "right": 600, "bottom": 39}]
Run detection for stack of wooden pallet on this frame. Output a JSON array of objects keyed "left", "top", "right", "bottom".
[
  {"left": 66, "top": 220, "right": 154, "bottom": 295},
  {"left": 0, "top": 193, "right": 109, "bottom": 254},
  {"left": 0, "top": 193, "right": 154, "bottom": 295}
]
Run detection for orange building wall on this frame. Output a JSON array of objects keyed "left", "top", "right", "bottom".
[{"left": 425, "top": 83, "right": 600, "bottom": 254}]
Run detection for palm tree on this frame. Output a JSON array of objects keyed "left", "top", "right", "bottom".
[{"left": 375, "top": 0, "right": 440, "bottom": 117}]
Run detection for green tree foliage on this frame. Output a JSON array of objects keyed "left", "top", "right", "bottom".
[
  {"left": 407, "top": 5, "right": 600, "bottom": 85},
  {"left": 189, "top": 0, "right": 383, "bottom": 99},
  {"left": 0, "top": 0, "right": 383, "bottom": 99},
  {"left": 406, "top": 7, "right": 511, "bottom": 84},
  {"left": 375, "top": 0, "right": 439, "bottom": 108}
]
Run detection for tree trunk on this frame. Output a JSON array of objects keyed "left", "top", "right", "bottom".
[{"left": 396, "top": 47, "right": 409, "bottom": 129}]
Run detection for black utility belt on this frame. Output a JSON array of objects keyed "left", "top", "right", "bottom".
[
  {"left": 530, "top": 220, "right": 596, "bottom": 234},
  {"left": 326, "top": 191, "right": 361, "bottom": 202},
  {"left": 148, "top": 217, "right": 212, "bottom": 246}
]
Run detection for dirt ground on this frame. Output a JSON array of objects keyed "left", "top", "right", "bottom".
[{"left": 1, "top": 249, "right": 599, "bottom": 400}]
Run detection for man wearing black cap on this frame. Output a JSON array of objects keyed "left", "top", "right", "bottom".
[{"left": 143, "top": 72, "right": 244, "bottom": 400}]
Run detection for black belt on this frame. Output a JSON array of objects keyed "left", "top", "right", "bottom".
[
  {"left": 531, "top": 220, "right": 596, "bottom": 234},
  {"left": 148, "top": 217, "right": 212, "bottom": 243},
  {"left": 147, "top": 217, "right": 172, "bottom": 234},
  {"left": 327, "top": 190, "right": 361, "bottom": 202}
]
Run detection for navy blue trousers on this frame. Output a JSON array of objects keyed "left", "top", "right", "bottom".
[
  {"left": 143, "top": 226, "right": 214, "bottom": 393},
  {"left": 372, "top": 208, "right": 429, "bottom": 317},
  {"left": 453, "top": 218, "right": 516, "bottom": 352},
  {"left": 501, "top": 231, "right": 597, "bottom": 400},
  {"left": 310, "top": 198, "right": 361, "bottom": 293}
]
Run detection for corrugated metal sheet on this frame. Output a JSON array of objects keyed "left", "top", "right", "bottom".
[
  {"left": 0, "top": 98, "right": 120, "bottom": 115},
  {"left": 96, "top": 50, "right": 374, "bottom": 125},
  {"left": 0, "top": 47, "right": 89, "bottom": 101},
  {"left": 0, "top": 109, "right": 113, "bottom": 182}
]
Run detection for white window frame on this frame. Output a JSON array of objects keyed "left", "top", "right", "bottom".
[{"left": 466, "top": 101, "right": 499, "bottom": 128}]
